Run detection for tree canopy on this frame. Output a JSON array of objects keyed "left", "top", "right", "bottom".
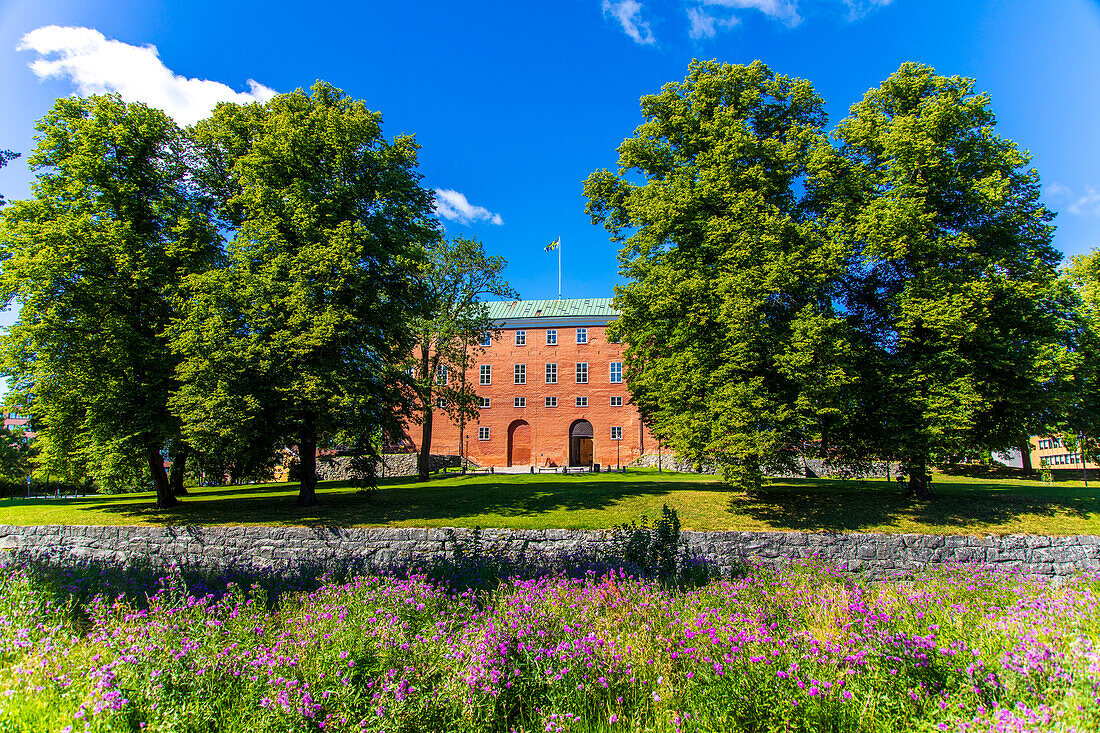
[
  {"left": 587, "top": 60, "right": 1068, "bottom": 492},
  {"left": 172, "top": 82, "right": 437, "bottom": 506},
  {"left": 0, "top": 95, "right": 218, "bottom": 506},
  {"left": 820, "top": 62, "right": 1066, "bottom": 495},
  {"left": 585, "top": 60, "right": 853, "bottom": 489},
  {"left": 409, "top": 235, "right": 516, "bottom": 481}
]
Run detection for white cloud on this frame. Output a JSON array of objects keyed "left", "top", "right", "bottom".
[
  {"left": 433, "top": 189, "right": 504, "bottom": 226},
  {"left": 841, "top": 0, "right": 893, "bottom": 21},
  {"left": 1069, "top": 186, "right": 1100, "bottom": 217},
  {"left": 687, "top": 7, "right": 741, "bottom": 39},
  {"left": 685, "top": 0, "right": 890, "bottom": 36},
  {"left": 18, "top": 26, "right": 277, "bottom": 126},
  {"left": 1045, "top": 182, "right": 1071, "bottom": 198},
  {"left": 603, "top": 0, "right": 656, "bottom": 45},
  {"left": 1044, "top": 183, "right": 1100, "bottom": 216},
  {"left": 701, "top": 0, "right": 802, "bottom": 27}
]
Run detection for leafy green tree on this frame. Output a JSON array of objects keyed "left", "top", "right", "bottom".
[
  {"left": 584, "top": 60, "right": 853, "bottom": 489},
  {"left": 1060, "top": 248, "right": 1100, "bottom": 478},
  {"left": 410, "top": 235, "right": 515, "bottom": 481},
  {"left": 0, "top": 95, "right": 218, "bottom": 507},
  {"left": 174, "top": 82, "right": 435, "bottom": 507},
  {"left": 0, "top": 425, "right": 35, "bottom": 482},
  {"left": 819, "top": 63, "right": 1066, "bottom": 497},
  {"left": 0, "top": 149, "right": 19, "bottom": 206}
]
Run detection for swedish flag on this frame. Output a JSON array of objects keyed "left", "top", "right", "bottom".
[{"left": 545, "top": 238, "right": 559, "bottom": 252}]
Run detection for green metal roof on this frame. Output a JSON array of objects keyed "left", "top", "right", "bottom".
[{"left": 484, "top": 298, "right": 618, "bottom": 320}]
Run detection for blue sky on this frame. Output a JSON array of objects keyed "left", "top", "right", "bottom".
[{"left": 0, "top": 0, "right": 1098, "bottom": 306}]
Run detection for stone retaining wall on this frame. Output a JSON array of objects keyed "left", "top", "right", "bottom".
[
  {"left": 316, "top": 454, "right": 462, "bottom": 481},
  {"left": 2, "top": 525, "right": 1098, "bottom": 578}
]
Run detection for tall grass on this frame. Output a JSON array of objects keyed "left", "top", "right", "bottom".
[{"left": 0, "top": 556, "right": 1097, "bottom": 732}]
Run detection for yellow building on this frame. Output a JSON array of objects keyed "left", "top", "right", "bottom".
[{"left": 1029, "top": 435, "right": 1100, "bottom": 471}]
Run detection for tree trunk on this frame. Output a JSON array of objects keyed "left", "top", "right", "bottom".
[
  {"left": 297, "top": 414, "right": 318, "bottom": 507},
  {"left": 1019, "top": 441, "right": 1034, "bottom": 475},
  {"left": 147, "top": 444, "right": 176, "bottom": 508},
  {"left": 417, "top": 345, "right": 433, "bottom": 482},
  {"left": 170, "top": 441, "right": 190, "bottom": 495},
  {"left": 905, "top": 455, "right": 933, "bottom": 500},
  {"left": 418, "top": 404, "right": 434, "bottom": 482}
]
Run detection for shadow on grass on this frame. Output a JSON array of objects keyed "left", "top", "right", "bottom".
[
  {"left": 44, "top": 473, "right": 723, "bottom": 527},
  {"left": 730, "top": 477, "right": 1100, "bottom": 532}
]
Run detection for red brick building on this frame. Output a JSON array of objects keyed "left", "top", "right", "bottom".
[{"left": 412, "top": 298, "right": 654, "bottom": 468}]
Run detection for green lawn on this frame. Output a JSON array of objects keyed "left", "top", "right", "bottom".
[{"left": 1, "top": 468, "right": 1098, "bottom": 535}]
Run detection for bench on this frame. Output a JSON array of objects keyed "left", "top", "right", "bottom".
[
  {"left": 535, "top": 466, "right": 559, "bottom": 473},
  {"left": 563, "top": 466, "right": 591, "bottom": 474}
]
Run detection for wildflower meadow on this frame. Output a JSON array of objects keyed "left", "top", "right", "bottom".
[{"left": 0, "top": 555, "right": 1097, "bottom": 733}]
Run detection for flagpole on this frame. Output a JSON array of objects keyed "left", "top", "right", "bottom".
[{"left": 558, "top": 236, "right": 561, "bottom": 299}]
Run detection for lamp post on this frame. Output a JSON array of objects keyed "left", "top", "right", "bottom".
[
  {"left": 465, "top": 435, "right": 470, "bottom": 473},
  {"left": 615, "top": 434, "right": 621, "bottom": 471}
]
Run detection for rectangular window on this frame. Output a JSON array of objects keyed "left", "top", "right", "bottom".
[
  {"left": 610, "top": 362, "right": 622, "bottom": 383},
  {"left": 575, "top": 396, "right": 588, "bottom": 407},
  {"left": 478, "top": 427, "right": 490, "bottom": 441},
  {"left": 576, "top": 362, "right": 588, "bottom": 383},
  {"left": 546, "top": 329, "right": 557, "bottom": 345},
  {"left": 436, "top": 364, "right": 448, "bottom": 385},
  {"left": 435, "top": 398, "right": 447, "bottom": 408},
  {"left": 480, "top": 332, "right": 492, "bottom": 347},
  {"left": 545, "top": 363, "right": 557, "bottom": 384},
  {"left": 611, "top": 426, "right": 623, "bottom": 441},
  {"left": 545, "top": 396, "right": 557, "bottom": 408},
  {"left": 479, "top": 364, "right": 491, "bottom": 385},
  {"left": 610, "top": 396, "right": 623, "bottom": 406},
  {"left": 609, "top": 332, "right": 621, "bottom": 344},
  {"left": 478, "top": 396, "right": 490, "bottom": 408},
  {"left": 514, "top": 364, "right": 526, "bottom": 384},
  {"left": 515, "top": 330, "right": 526, "bottom": 345},
  {"left": 576, "top": 327, "right": 588, "bottom": 344},
  {"left": 514, "top": 397, "right": 526, "bottom": 408}
]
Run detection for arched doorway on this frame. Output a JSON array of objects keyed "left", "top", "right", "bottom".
[
  {"left": 508, "top": 420, "right": 532, "bottom": 466},
  {"left": 569, "top": 420, "right": 594, "bottom": 467}
]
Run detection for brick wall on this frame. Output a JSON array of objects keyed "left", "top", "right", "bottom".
[{"left": 415, "top": 324, "right": 655, "bottom": 467}]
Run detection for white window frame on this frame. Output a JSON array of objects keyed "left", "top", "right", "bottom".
[
  {"left": 610, "top": 362, "right": 622, "bottom": 383},
  {"left": 479, "top": 364, "right": 491, "bottom": 385},
  {"left": 545, "top": 396, "right": 557, "bottom": 408},
  {"left": 576, "top": 362, "right": 588, "bottom": 384},
  {"left": 576, "top": 327, "right": 588, "bottom": 344},
  {"left": 514, "top": 396, "right": 526, "bottom": 408},
  {"left": 545, "top": 363, "right": 557, "bottom": 384},
  {"left": 514, "top": 363, "right": 526, "bottom": 385},
  {"left": 480, "top": 332, "right": 492, "bottom": 347},
  {"left": 546, "top": 329, "right": 557, "bottom": 345},
  {"left": 610, "top": 396, "right": 623, "bottom": 406},
  {"left": 436, "top": 364, "right": 448, "bottom": 385},
  {"left": 611, "top": 426, "right": 623, "bottom": 441},
  {"left": 515, "top": 330, "right": 526, "bottom": 346},
  {"left": 478, "top": 397, "right": 490, "bottom": 409},
  {"left": 575, "top": 396, "right": 588, "bottom": 407},
  {"left": 478, "top": 427, "right": 490, "bottom": 441}
]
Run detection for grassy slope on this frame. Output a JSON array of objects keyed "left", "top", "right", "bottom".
[{"left": 1, "top": 468, "right": 1099, "bottom": 535}]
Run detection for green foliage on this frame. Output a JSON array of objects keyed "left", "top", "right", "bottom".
[
  {"left": 173, "top": 81, "right": 437, "bottom": 506},
  {"left": 0, "top": 425, "right": 34, "bottom": 481},
  {"left": 585, "top": 60, "right": 851, "bottom": 490},
  {"left": 409, "top": 235, "right": 516, "bottom": 480},
  {"left": 611, "top": 504, "right": 708, "bottom": 586},
  {"left": 1060, "top": 249, "right": 1100, "bottom": 462},
  {"left": 0, "top": 149, "right": 18, "bottom": 206},
  {"left": 820, "top": 62, "right": 1067, "bottom": 476},
  {"left": 588, "top": 60, "right": 1068, "bottom": 489},
  {"left": 0, "top": 95, "right": 218, "bottom": 506}
]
